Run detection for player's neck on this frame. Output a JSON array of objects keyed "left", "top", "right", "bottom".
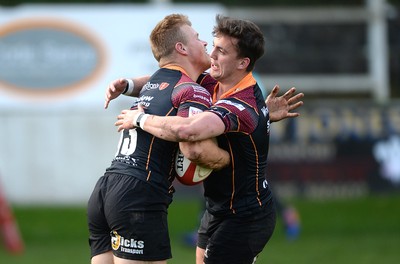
[
  {"left": 160, "top": 59, "right": 201, "bottom": 82},
  {"left": 218, "top": 71, "right": 248, "bottom": 93}
]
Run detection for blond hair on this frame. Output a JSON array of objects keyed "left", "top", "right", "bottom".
[{"left": 150, "top": 14, "right": 192, "bottom": 62}]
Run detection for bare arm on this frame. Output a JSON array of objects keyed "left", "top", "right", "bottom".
[
  {"left": 115, "top": 106, "right": 229, "bottom": 169},
  {"left": 104, "top": 76, "right": 150, "bottom": 109},
  {"left": 266, "top": 85, "right": 304, "bottom": 122},
  {"left": 115, "top": 107, "right": 225, "bottom": 142},
  {"left": 179, "top": 139, "right": 230, "bottom": 170}
]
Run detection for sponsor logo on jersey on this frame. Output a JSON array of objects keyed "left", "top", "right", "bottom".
[
  {"left": 192, "top": 85, "right": 210, "bottom": 95},
  {"left": 188, "top": 106, "right": 203, "bottom": 117},
  {"left": 143, "top": 82, "right": 160, "bottom": 91},
  {"left": 215, "top": 99, "right": 245, "bottom": 111},
  {"left": 261, "top": 105, "right": 269, "bottom": 117},
  {"left": 193, "top": 94, "right": 212, "bottom": 104},
  {"left": 137, "top": 95, "right": 154, "bottom": 108},
  {"left": 110, "top": 230, "right": 145, "bottom": 255},
  {"left": 191, "top": 85, "right": 212, "bottom": 104},
  {"left": 159, "top": 82, "right": 170, "bottom": 90}
]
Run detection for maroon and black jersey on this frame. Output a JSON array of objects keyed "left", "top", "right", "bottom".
[
  {"left": 198, "top": 72, "right": 272, "bottom": 216},
  {"left": 106, "top": 66, "right": 212, "bottom": 207}
]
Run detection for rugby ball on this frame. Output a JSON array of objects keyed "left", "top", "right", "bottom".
[{"left": 174, "top": 149, "right": 213, "bottom": 185}]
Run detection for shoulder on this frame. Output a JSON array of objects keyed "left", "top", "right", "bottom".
[
  {"left": 197, "top": 73, "right": 217, "bottom": 95},
  {"left": 215, "top": 88, "right": 257, "bottom": 110},
  {"left": 210, "top": 88, "right": 259, "bottom": 133},
  {"left": 172, "top": 82, "right": 212, "bottom": 109}
]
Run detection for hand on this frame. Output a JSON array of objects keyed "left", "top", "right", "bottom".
[
  {"left": 104, "top": 78, "right": 128, "bottom": 109},
  {"left": 266, "top": 85, "right": 304, "bottom": 122},
  {"left": 115, "top": 104, "right": 145, "bottom": 132}
]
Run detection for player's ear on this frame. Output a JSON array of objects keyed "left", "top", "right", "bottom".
[
  {"left": 176, "top": 42, "right": 187, "bottom": 55},
  {"left": 238, "top": 57, "right": 250, "bottom": 70}
]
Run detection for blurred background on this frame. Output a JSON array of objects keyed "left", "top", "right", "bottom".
[{"left": 0, "top": 0, "right": 399, "bottom": 263}]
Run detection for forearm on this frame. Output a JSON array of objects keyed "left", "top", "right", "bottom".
[
  {"left": 142, "top": 115, "right": 192, "bottom": 142},
  {"left": 142, "top": 112, "right": 224, "bottom": 142},
  {"left": 124, "top": 75, "right": 151, "bottom": 97},
  {"left": 117, "top": 110, "right": 225, "bottom": 141},
  {"left": 179, "top": 139, "right": 230, "bottom": 170}
]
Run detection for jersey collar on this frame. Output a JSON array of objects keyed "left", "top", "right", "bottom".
[{"left": 212, "top": 72, "right": 256, "bottom": 103}]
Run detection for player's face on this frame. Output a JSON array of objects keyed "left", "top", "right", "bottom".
[
  {"left": 181, "top": 25, "right": 210, "bottom": 73},
  {"left": 209, "top": 35, "right": 241, "bottom": 82}
]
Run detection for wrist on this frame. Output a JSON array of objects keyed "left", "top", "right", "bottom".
[
  {"left": 132, "top": 112, "right": 149, "bottom": 129},
  {"left": 122, "top": 79, "right": 134, "bottom": 95}
]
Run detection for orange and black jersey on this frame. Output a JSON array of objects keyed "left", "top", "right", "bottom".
[
  {"left": 198, "top": 72, "right": 272, "bottom": 216},
  {"left": 106, "top": 67, "right": 212, "bottom": 208}
]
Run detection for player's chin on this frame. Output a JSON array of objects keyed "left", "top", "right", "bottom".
[{"left": 209, "top": 70, "right": 221, "bottom": 80}]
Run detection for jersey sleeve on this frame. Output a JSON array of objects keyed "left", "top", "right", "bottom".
[
  {"left": 207, "top": 93, "right": 259, "bottom": 134},
  {"left": 171, "top": 82, "right": 212, "bottom": 118}
]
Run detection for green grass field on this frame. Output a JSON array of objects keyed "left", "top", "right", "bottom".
[{"left": 1, "top": 194, "right": 399, "bottom": 264}]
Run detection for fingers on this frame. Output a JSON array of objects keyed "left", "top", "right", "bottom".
[
  {"left": 271, "top": 84, "right": 280, "bottom": 94},
  {"left": 289, "top": 101, "right": 304, "bottom": 111},
  {"left": 138, "top": 103, "right": 145, "bottom": 111},
  {"left": 282, "top": 87, "right": 296, "bottom": 100},
  {"left": 104, "top": 98, "right": 110, "bottom": 109},
  {"left": 287, "top": 112, "right": 300, "bottom": 118},
  {"left": 104, "top": 85, "right": 114, "bottom": 109},
  {"left": 114, "top": 118, "right": 127, "bottom": 132},
  {"left": 115, "top": 109, "right": 135, "bottom": 132},
  {"left": 287, "top": 92, "right": 304, "bottom": 105},
  {"left": 116, "top": 111, "right": 127, "bottom": 121},
  {"left": 104, "top": 88, "right": 114, "bottom": 109},
  {"left": 268, "top": 85, "right": 280, "bottom": 98},
  {"left": 114, "top": 120, "right": 122, "bottom": 132},
  {"left": 104, "top": 79, "right": 127, "bottom": 109},
  {"left": 118, "top": 78, "right": 127, "bottom": 87}
]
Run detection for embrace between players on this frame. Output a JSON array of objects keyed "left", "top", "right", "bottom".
[{"left": 87, "top": 14, "right": 304, "bottom": 264}]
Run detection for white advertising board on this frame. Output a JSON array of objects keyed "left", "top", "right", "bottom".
[{"left": 0, "top": 3, "right": 224, "bottom": 108}]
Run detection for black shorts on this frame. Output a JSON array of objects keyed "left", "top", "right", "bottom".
[
  {"left": 197, "top": 199, "right": 276, "bottom": 264},
  {"left": 87, "top": 173, "right": 172, "bottom": 261}
]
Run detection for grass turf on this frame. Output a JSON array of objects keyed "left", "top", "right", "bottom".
[{"left": 1, "top": 194, "right": 399, "bottom": 264}]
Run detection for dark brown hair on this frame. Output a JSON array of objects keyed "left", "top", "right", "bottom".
[{"left": 212, "top": 14, "right": 265, "bottom": 71}]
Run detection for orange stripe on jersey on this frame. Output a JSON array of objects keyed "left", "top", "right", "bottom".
[
  {"left": 146, "top": 136, "right": 156, "bottom": 171},
  {"left": 146, "top": 170, "right": 151, "bottom": 181},
  {"left": 227, "top": 139, "right": 236, "bottom": 214},
  {"left": 163, "top": 64, "right": 190, "bottom": 79},
  {"left": 249, "top": 134, "right": 262, "bottom": 206}
]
